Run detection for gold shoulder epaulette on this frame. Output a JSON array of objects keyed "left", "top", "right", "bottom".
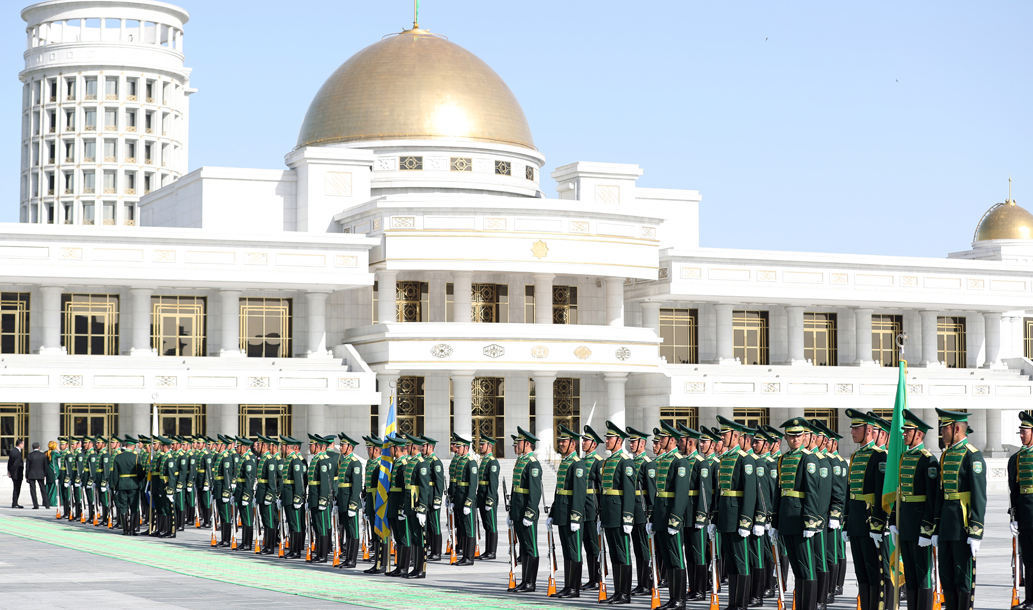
[
  {"left": 966, "top": 444, "right": 979, "bottom": 454},
  {"left": 738, "top": 449, "right": 748, "bottom": 457},
  {"left": 674, "top": 452, "right": 684, "bottom": 459},
  {"left": 873, "top": 446, "right": 887, "bottom": 453},
  {"left": 694, "top": 454, "right": 704, "bottom": 462},
  {"left": 801, "top": 448, "right": 812, "bottom": 455},
  {"left": 594, "top": 454, "right": 604, "bottom": 461},
  {"left": 921, "top": 449, "right": 933, "bottom": 458},
  {"left": 642, "top": 455, "right": 652, "bottom": 463},
  {"left": 528, "top": 455, "right": 539, "bottom": 462}
]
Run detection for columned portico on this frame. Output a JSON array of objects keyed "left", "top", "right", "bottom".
[
  {"left": 533, "top": 274, "right": 554, "bottom": 325},
  {"left": 605, "top": 372, "right": 628, "bottom": 430},
  {"left": 984, "top": 407, "right": 1004, "bottom": 457},
  {"left": 982, "top": 312, "right": 1002, "bottom": 368},
  {"left": 219, "top": 403, "right": 236, "bottom": 437},
  {"left": 39, "top": 402, "right": 58, "bottom": 446},
  {"left": 39, "top": 285, "right": 64, "bottom": 354},
  {"left": 854, "top": 308, "right": 875, "bottom": 366},
  {"left": 715, "top": 304, "right": 736, "bottom": 364},
  {"left": 531, "top": 372, "right": 556, "bottom": 460},
  {"left": 377, "top": 270, "right": 399, "bottom": 324},
  {"left": 606, "top": 278, "right": 625, "bottom": 326},
  {"left": 218, "top": 290, "right": 244, "bottom": 357},
  {"left": 450, "top": 370, "right": 476, "bottom": 440},
  {"left": 130, "top": 288, "right": 155, "bottom": 356},
  {"left": 307, "top": 404, "right": 326, "bottom": 436},
  {"left": 785, "top": 305, "right": 806, "bottom": 365},
  {"left": 132, "top": 403, "right": 149, "bottom": 435},
  {"left": 452, "top": 271, "right": 472, "bottom": 323},
  {"left": 919, "top": 310, "right": 941, "bottom": 367},
  {"left": 304, "top": 291, "right": 331, "bottom": 357},
  {"left": 641, "top": 302, "right": 661, "bottom": 335}
]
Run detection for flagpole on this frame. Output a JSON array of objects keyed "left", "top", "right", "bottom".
[{"left": 892, "top": 332, "right": 909, "bottom": 608}]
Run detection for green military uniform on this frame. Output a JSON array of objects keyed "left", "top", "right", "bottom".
[
  {"left": 307, "top": 434, "right": 334, "bottom": 563},
  {"left": 629, "top": 426, "right": 658, "bottom": 596},
  {"left": 889, "top": 410, "right": 939, "bottom": 610},
  {"left": 46, "top": 442, "right": 60, "bottom": 510},
  {"left": 682, "top": 425, "right": 713, "bottom": 601},
  {"left": 510, "top": 427, "right": 543, "bottom": 592},
  {"left": 335, "top": 433, "right": 363, "bottom": 567},
  {"left": 751, "top": 429, "right": 779, "bottom": 602},
  {"left": 98, "top": 439, "right": 114, "bottom": 525},
  {"left": 234, "top": 437, "right": 257, "bottom": 550},
  {"left": 1008, "top": 412, "right": 1033, "bottom": 609},
  {"left": 451, "top": 435, "right": 479, "bottom": 566},
  {"left": 70, "top": 441, "right": 84, "bottom": 520},
  {"left": 741, "top": 428, "right": 770, "bottom": 607},
  {"left": 581, "top": 426, "right": 606, "bottom": 590},
  {"left": 807, "top": 422, "right": 835, "bottom": 610},
  {"left": 811, "top": 419, "right": 847, "bottom": 607},
  {"left": 402, "top": 435, "right": 432, "bottom": 577},
  {"left": 597, "top": 421, "right": 637, "bottom": 603},
  {"left": 55, "top": 439, "right": 69, "bottom": 517},
  {"left": 773, "top": 418, "right": 823, "bottom": 610},
  {"left": 652, "top": 421, "right": 690, "bottom": 608},
  {"left": 175, "top": 439, "right": 191, "bottom": 531},
  {"left": 213, "top": 436, "right": 236, "bottom": 546},
  {"left": 933, "top": 408, "right": 986, "bottom": 610},
  {"left": 82, "top": 441, "right": 97, "bottom": 522},
  {"left": 157, "top": 437, "right": 180, "bottom": 538},
  {"left": 476, "top": 438, "right": 500, "bottom": 559},
  {"left": 256, "top": 435, "right": 282, "bottom": 555},
  {"left": 421, "top": 436, "right": 447, "bottom": 561},
  {"left": 279, "top": 436, "right": 307, "bottom": 559},
  {"left": 112, "top": 435, "right": 142, "bottom": 535},
  {"left": 447, "top": 435, "right": 461, "bottom": 555},
  {"left": 843, "top": 409, "right": 888, "bottom": 610},
  {"left": 715, "top": 416, "right": 758, "bottom": 610},
  {"left": 197, "top": 438, "right": 214, "bottom": 528},
  {"left": 549, "top": 424, "right": 587, "bottom": 598},
  {"left": 386, "top": 435, "right": 411, "bottom": 574},
  {"left": 360, "top": 436, "right": 383, "bottom": 570}
]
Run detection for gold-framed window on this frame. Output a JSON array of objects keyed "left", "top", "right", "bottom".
[
  {"left": 804, "top": 408, "right": 838, "bottom": 434},
  {"left": 0, "top": 403, "right": 29, "bottom": 458},
  {"left": 451, "top": 377, "right": 505, "bottom": 457},
  {"left": 529, "top": 377, "right": 580, "bottom": 452},
  {"left": 240, "top": 297, "right": 292, "bottom": 358},
  {"left": 151, "top": 295, "right": 207, "bottom": 357},
  {"left": 733, "top": 310, "right": 768, "bottom": 365},
  {"left": 937, "top": 316, "right": 967, "bottom": 369},
  {"left": 61, "top": 294, "right": 119, "bottom": 355},
  {"left": 524, "top": 285, "right": 535, "bottom": 323},
  {"left": 659, "top": 308, "right": 698, "bottom": 364},
  {"left": 60, "top": 404, "right": 118, "bottom": 437},
  {"left": 1025, "top": 318, "right": 1033, "bottom": 359},
  {"left": 804, "top": 312, "right": 837, "bottom": 366},
  {"left": 872, "top": 314, "right": 902, "bottom": 367},
  {"left": 0, "top": 293, "right": 30, "bottom": 354},
  {"left": 871, "top": 408, "right": 895, "bottom": 421},
  {"left": 553, "top": 286, "right": 578, "bottom": 324},
  {"left": 447, "top": 283, "right": 509, "bottom": 323},
  {"left": 239, "top": 405, "right": 291, "bottom": 440},
  {"left": 373, "top": 281, "right": 429, "bottom": 323},
  {"left": 660, "top": 406, "right": 699, "bottom": 431},
  {"left": 152, "top": 404, "right": 206, "bottom": 437},
  {"left": 396, "top": 376, "right": 425, "bottom": 437},
  {"left": 734, "top": 407, "right": 769, "bottom": 430}
]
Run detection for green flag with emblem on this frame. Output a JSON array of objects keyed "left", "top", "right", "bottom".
[{"left": 881, "top": 361, "right": 906, "bottom": 513}]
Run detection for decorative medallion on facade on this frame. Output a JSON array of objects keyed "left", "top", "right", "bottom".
[
  {"left": 530, "top": 345, "right": 549, "bottom": 359},
  {"left": 907, "top": 384, "right": 922, "bottom": 395},
  {"left": 758, "top": 270, "right": 776, "bottom": 281},
  {"left": 763, "top": 383, "right": 780, "bottom": 394},
  {"left": 974, "top": 384, "right": 990, "bottom": 396},
  {"left": 450, "top": 157, "right": 473, "bottom": 172},
  {"left": 485, "top": 218, "right": 507, "bottom": 230},
  {"left": 338, "top": 377, "right": 360, "bottom": 390},
  {"left": 574, "top": 345, "right": 592, "bottom": 360},
  {"left": 831, "top": 273, "right": 848, "bottom": 284},
  {"left": 155, "top": 376, "right": 177, "bottom": 388},
  {"left": 658, "top": 267, "right": 669, "bottom": 279},
  {"left": 685, "top": 381, "right": 705, "bottom": 393},
  {"left": 391, "top": 216, "right": 415, "bottom": 229},
  {"left": 61, "top": 247, "right": 83, "bottom": 259},
  {"left": 836, "top": 383, "right": 854, "bottom": 394},
  {"left": 570, "top": 221, "right": 589, "bottom": 233},
  {"left": 335, "top": 255, "right": 358, "bottom": 267},
  {"left": 968, "top": 279, "right": 985, "bottom": 290},
  {"left": 153, "top": 249, "right": 175, "bottom": 262},
  {"left": 531, "top": 240, "right": 549, "bottom": 259},
  {"left": 483, "top": 344, "right": 505, "bottom": 358},
  {"left": 641, "top": 226, "right": 656, "bottom": 238},
  {"left": 431, "top": 344, "right": 453, "bottom": 358},
  {"left": 399, "top": 156, "right": 423, "bottom": 171},
  {"left": 615, "top": 347, "right": 631, "bottom": 361},
  {"left": 60, "top": 375, "right": 83, "bottom": 387},
  {"left": 901, "top": 276, "right": 918, "bottom": 287},
  {"left": 246, "top": 252, "right": 268, "bottom": 265},
  {"left": 681, "top": 267, "right": 701, "bottom": 279},
  {"left": 249, "top": 377, "right": 270, "bottom": 389}
]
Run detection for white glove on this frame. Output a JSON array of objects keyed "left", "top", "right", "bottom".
[
  {"left": 888, "top": 525, "right": 898, "bottom": 537},
  {"left": 1012, "top": 521, "right": 1020, "bottom": 536},
  {"left": 318, "top": 504, "right": 327, "bottom": 511},
  {"left": 597, "top": 521, "right": 603, "bottom": 535},
  {"left": 645, "top": 523, "right": 653, "bottom": 536},
  {"left": 64, "top": 483, "right": 70, "bottom": 488},
  {"left": 417, "top": 513, "right": 426, "bottom": 527},
  {"left": 695, "top": 522, "right": 704, "bottom": 529},
  {"left": 931, "top": 535, "right": 938, "bottom": 547},
  {"left": 803, "top": 530, "right": 816, "bottom": 539},
  {"left": 738, "top": 528, "right": 750, "bottom": 538},
  {"left": 623, "top": 525, "right": 633, "bottom": 535},
  {"left": 449, "top": 503, "right": 455, "bottom": 512},
  {"left": 842, "top": 531, "right": 848, "bottom": 542},
  {"left": 668, "top": 527, "right": 679, "bottom": 536},
  {"left": 167, "top": 495, "right": 174, "bottom": 502},
  {"left": 753, "top": 525, "right": 764, "bottom": 537},
  {"left": 231, "top": 484, "right": 236, "bottom": 491},
  {"left": 828, "top": 519, "right": 840, "bottom": 530},
  {"left": 770, "top": 528, "right": 778, "bottom": 542},
  {"left": 968, "top": 537, "right": 980, "bottom": 557},
  {"left": 765, "top": 523, "right": 771, "bottom": 532},
  {"left": 546, "top": 517, "right": 554, "bottom": 528},
  {"left": 571, "top": 523, "right": 581, "bottom": 532},
  {"left": 398, "top": 513, "right": 405, "bottom": 521},
  {"left": 870, "top": 532, "right": 882, "bottom": 546},
  {"left": 293, "top": 503, "right": 301, "bottom": 510},
  {"left": 264, "top": 500, "right": 271, "bottom": 506},
  {"left": 203, "top": 486, "right": 209, "bottom": 491},
  {"left": 241, "top": 500, "right": 249, "bottom": 506},
  {"left": 221, "top": 497, "right": 230, "bottom": 503},
  {"left": 347, "top": 509, "right": 356, "bottom": 517},
  {"left": 522, "top": 518, "right": 532, "bottom": 527},
  {"left": 463, "top": 507, "right": 471, "bottom": 515},
  {"left": 918, "top": 536, "right": 932, "bottom": 547},
  {"left": 507, "top": 517, "right": 513, "bottom": 526}
]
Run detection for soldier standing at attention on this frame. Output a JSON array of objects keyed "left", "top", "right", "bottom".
[
  {"left": 256, "top": 435, "right": 281, "bottom": 555},
  {"left": 549, "top": 424, "right": 587, "bottom": 598},
  {"left": 804, "top": 422, "right": 833, "bottom": 610},
  {"left": 451, "top": 434, "right": 479, "bottom": 566},
  {"left": 715, "top": 415, "right": 758, "bottom": 610},
  {"left": 307, "top": 435, "right": 333, "bottom": 563},
  {"left": 198, "top": 437, "right": 214, "bottom": 528},
  {"left": 336, "top": 433, "right": 363, "bottom": 567},
  {"left": 280, "top": 436, "right": 307, "bottom": 559},
  {"left": 420, "top": 436, "right": 446, "bottom": 561},
  {"left": 54, "top": 437, "right": 68, "bottom": 517},
  {"left": 476, "top": 436, "right": 500, "bottom": 560},
  {"left": 361, "top": 436, "right": 383, "bottom": 571},
  {"left": 70, "top": 437, "right": 84, "bottom": 521},
  {"left": 509, "top": 427, "right": 543, "bottom": 592},
  {"left": 651, "top": 421, "right": 689, "bottom": 609},
  {"left": 213, "top": 436, "right": 235, "bottom": 547},
  {"left": 678, "top": 425, "right": 712, "bottom": 603},
  {"left": 763, "top": 425, "right": 790, "bottom": 597},
  {"left": 933, "top": 408, "right": 986, "bottom": 610},
  {"left": 739, "top": 427, "right": 769, "bottom": 608},
  {"left": 627, "top": 426, "right": 657, "bottom": 597},
  {"left": 112, "top": 435, "right": 141, "bottom": 535},
  {"left": 175, "top": 437, "right": 191, "bottom": 531},
  {"left": 887, "top": 410, "right": 938, "bottom": 610},
  {"left": 386, "top": 435, "right": 412, "bottom": 575},
  {"left": 580, "top": 426, "right": 606, "bottom": 591},
  {"left": 813, "top": 421, "right": 847, "bottom": 609},
  {"left": 843, "top": 409, "right": 888, "bottom": 610},
  {"left": 651, "top": 428, "right": 669, "bottom": 587},
  {"left": 772, "top": 418, "right": 822, "bottom": 610},
  {"left": 1009, "top": 412, "right": 1033, "bottom": 610},
  {"left": 749, "top": 428, "right": 776, "bottom": 606},
  {"left": 597, "top": 421, "right": 637, "bottom": 604},
  {"left": 403, "top": 434, "right": 432, "bottom": 578},
  {"left": 234, "top": 437, "right": 257, "bottom": 550}
]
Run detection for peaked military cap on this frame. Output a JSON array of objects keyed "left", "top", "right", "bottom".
[
  {"left": 365, "top": 437, "right": 384, "bottom": 448},
  {"left": 365, "top": 434, "right": 382, "bottom": 444},
  {"left": 702, "top": 426, "right": 722, "bottom": 442},
  {"left": 122, "top": 435, "right": 137, "bottom": 444},
  {"left": 1020, "top": 412, "right": 1033, "bottom": 430},
  {"left": 307, "top": 434, "right": 323, "bottom": 443},
  {"left": 479, "top": 436, "right": 497, "bottom": 445},
  {"left": 582, "top": 425, "right": 604, "bottom": 444},
  {"left": 652, "top": 427, "right": 663, "bottom": 438},
  {"left": 658, "top": 420, "right": 682, "bottom": 439},
  {"left": 384, "top": 434, "right": 406, "bottom": 446},
  {"left": 865, "top": 411, "right": 891, "bottom": 432},
  {"left": 421, "top": 435, "right": 438, "bottom": 445},
  {"left": 557, "top": 424, "right": 581, "bottom": 441},
  {"left": 156, "top": 435, "right": 173, "bottom": 446},
  {"left": 741, "top": 426, "right": 758, "bottom": 438},
  {"left": 677, "top": 423, "right": 702, "bottom": 440},
  {"left": 280, "top": 435, "right": 300, "bottom": 445},
  {"left": 517, "top": 426, "right": 539, "bottom": 445},
  {"left": 762, "top": 425, "right": 784, "bottom": 440},
  {"left": 453, "top": 434, "right": 471, "bottom": 446},
  {"left": 807, "top": 420, "right": 829, "bottom": 437},
  {"left": 813, "top": 420, "right": 842, "bottom": 440},
  {"left": 338, "top": 433, "right": 360, "bottom": 446},
  {"left": 936, "top": 408, "right": 970, "bottom": 426},
  {"left": 716, "top": 415, "right": 743, "bottom": 433},
  {"left": 405, "top": 434, "right": 425, "bottom": 445},
  {"left": 781, "top": 417, "right": 811, "bottom": 436},
  {"left": 238, "top": 437, "right": 256, "bottom": 446},
  {"left": 626, "top": 426, "right": 650, "bottom": 440},
  {"left": 845, "top": 408, "right": 875, "bottom": 428},
  {"left": 902, "top": 409, "right": 932, "bottom": 432},
  {"left": 605, "top": 420, "right": 629, "bottom": 439}
]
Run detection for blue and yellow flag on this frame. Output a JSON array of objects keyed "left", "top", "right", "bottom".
[{"left": 373, "top": 394, "right": 396, "bottom": 540}]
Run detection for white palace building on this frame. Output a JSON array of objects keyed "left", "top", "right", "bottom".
[{"left": 3, "top": 0, "right": 1033, "bottom": 470}]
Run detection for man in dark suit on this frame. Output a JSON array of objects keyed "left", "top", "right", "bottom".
[
  {"left": 7, "top": 439, "right": 25, "bottom": 508},
  {"left": 25, "top": 442, "right": 48, "bottom": 509}
]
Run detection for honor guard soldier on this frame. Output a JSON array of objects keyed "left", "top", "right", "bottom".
[
  {"left": 750, "top": 427, "right": 778, "bottom": 606},
  {"left": 651, "top": 421, "right": 689, "bottom": 609},
  {"left": 56, "top": 437, "right": 69, "bottom": 518},
  {"left": 597, "top": 421, "right": 637, "bottom": 604},
  {"left": 402, "top": 434, "right": 432, "bottom": 578},
  {"left": 549, "top": 424, "right": 588, "bottom": 598},
  {"left": 886, "top": 410, "right": 939, "bottom": 610},
  {"left": 334, "top": 433, "right": 362, "bottom": 567},
  {"left": 627, "top": 426, "right": 657, "bottom": 597},
  {"left": 508, "top": 427, "right": 543, "bottom": 592},
  {"left": 213, "top": 435, "right": 235, "bottom": 547},
  {"left": 651, "top": 427, "right": 669, "bottom": 586},
  {"left": 421, "top": 435, "right": 446, "bottom": 561},
  {"left": 70, "top": 437, "right": 84, "bottom": 521},
  {"left": 933, "top": 408, "right": 986, "bottom": 610},
  {"left": 234, "top": 437, "right": 257, "bottom": 550},
  {"left": 739, "top": 427, "right": 770, "bottom": 608},
  {"left": 771, "top": 418, "right": 822, "bottom": 610},
  {"left": 176, "top": 436, "right": 191, "bottom": 531},
  {"left": 715, "top": 415, "right": 758, "bottom": 610},
  {"left": 255, "top": 435, "right": 281, "bottom": 555},
  {"left": 1009, "top": 412, "right": 1033, "bottom": 610},
  {"left": 279, "top": 436, "right": 306, "bottom": 559},
  {"left": 386, "top": 434, "right": 412, "bottom": 575},
  {"left": 812, "top": 420, "right": 847, "bottom": 608},
  {"left": 451, "top": 434, "right": 479, "bottom": 566},
  {"left": 307, "top": 434, "right": 334, "bottom": 563},
  {"left": 805, "top": 421, "right": 834, "bottom": 610},
  {"left": 112, "top": 435, "right": 142, "bottom": 535},
  {"left": 361, "top": 436, "right": 384, "bottom": 571},
  {"left": 580, "top": 425, "right": 606, "bottom": 591},
  {"left": 678, "top": 425, "right": 712, "bottom": 602},
  {"left": 843, "top": 409, "right": 888, "bottom": 610},
  {"left": 476, "top": 436, "right": 501, "bottom": 560},
  {"left": 763, "top": 425, "right": 790, "bottom": 596},
  {"left": 447, "top": 433, "right": 462, "bottom": 557}
]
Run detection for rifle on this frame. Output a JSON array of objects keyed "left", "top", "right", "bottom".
[
  {"left": 503, "top": 477, "right": 516, "bottom": 590},
  {"left": 231, "top": 502, "right": 238, "bottom": 550},
  {"left": 305, "top": 508, "right": 314, "bottom": 562},
  {"left": 278, "top": 503, "right": 287, "bottom": 557},
  {"left": 546, "top": 508, "right": 558, "bottom": 597},
  {"left": 475, "top": 505, "right": 482, "bottom": 558},
  {"left": 933, "top": 547, "right": 942, "bottom": 610},
  {"left": 332, "top": 507, "right": 341, "bottom": 566},
  {"left": 360, "top": 507, "right": 369, "bottom": 561},
  {"left": 254, "top": 501, "right": 262, "bottom": 554},
  {"left": 710, "top": 529, "right": 721, "bottom": 610},
  {"left": 648, "top": 533, "right": 662, "bottom": 609},
  {"left": 209, "top": 494, "right": 218, "bottom": 547},
  {"left": 599, "top": 523, "right": 609, "bottom": 602},
  {"left": 1015, "top": 535, "right": 1023, "bottom": 610},
  {"left": 772, "top": 538, "right": 786, "bottom": 610}
]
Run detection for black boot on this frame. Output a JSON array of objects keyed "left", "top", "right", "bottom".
[
  {"left": 604, "top": 560, "right": 620, "bottom": 603},
  {"left": 555, "top": 560, "right": 573, "bottom": 597},
  {"left": 482, "top": 531, "right": 497, "bottom": 559},
  {"left": 826, "top": 564, "right": 837, "bottom": 604},
  {"left": 514, "top": 556, "right": 538, "bottom": 592},
  {"left": 750, "top": 569, "right": 764, "bottom": 607},
  {"left": 660, "top": 570, "right": 677, "bottom": 610},
  {"left": 815, "top": 571, "right": 826, "bottom": 610},
  {"left": 386, "top": 546, "right": 406, "bottom": 576},
  {"left": 631, "top": 559, "right": 648, "bottom": 597},
  {"left": 405, "top": 545, "right": 426, "bottom": 578},
  {"left": 800, "top": 580, "right": 818, "bottom": 610},
  {"left": 942, "top": 589, "right": 957, "bottom": 610},
  {"left": 582, "top": 554, "right": 600, "bottom": 590},
  {"left": 917, "top": 588, "right": 933, "bottom": 610},
  {"left": 618, "top": 564, "right": 633, "bottom": 603},
  {"left": 954, "top": 590, "right": 971, "bottom": 610}
]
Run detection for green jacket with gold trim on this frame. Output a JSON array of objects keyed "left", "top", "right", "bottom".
[
  {"left": 844, "top": 441, "right": 887, "bottom": 536},
  {"left": 715, "top": 447, "right": 758, "bottom": 533},
  {"left": 773, "top": 446, "right": 822, "bottom": 534},
  {"left": 890, "top": 443, "right": 938, "bottom": 540},
  {"left": 550, "top": 452, "right": 587, "bottom": 526},
  {"left": 934, "top": 438, "right": 986, "bottom": 541},
  {"left": 1009, "top": 445, "right": 1033, "bottom": 527},
  {"left": 598, "top": 448, "right": 636, "bottom": 528}
]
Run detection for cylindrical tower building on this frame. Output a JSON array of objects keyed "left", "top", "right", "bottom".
[{"left": 19, "top": 1, "right": 192, "bottom": 227}]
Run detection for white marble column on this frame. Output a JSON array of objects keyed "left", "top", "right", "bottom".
[
  {"left": 854, "top": 308, "right": 875, "bottom": 366},
  {"left": 308, "top": 404, "right": 326, "bottom": 437},
  {"left": 984, "top": 408, "right": 1004, "bottom": 456},
  {"left": 304, "top": 291, "right": 331, "bottom": 357},
  {"left": 531, "top": 372, "right": 556, "bottom": 459},
  {"left": 218, "top": 290, "right": 244, "bottom": 357},
  {"left": 715, "top": 304, "right": 736, "bottom": 364},
  {"left": 450, "top": 371, "right": 476, "bottom": 440},
  {"left": 641, "top": 302, "right": 661, "bottom": 334},
  {"left": 132, "top": 403, "right": 150, "bottom": 435},
  {"left": 1014, "top": 316, "right": 1027, "bottom": 359},
  {"left": 983, "top": 312, "right": 1002, "bottom": 368},
  {"left": 377, "top": 372, "right": 400, "bottom": 438},
  {"left": 606, "top": 278, "right": 625, "bottom": 327},
  {"left": 920, "top": 310, "right": 941, "bottom": 367},
  {"left": 39, "top": 403, "right": 59, "bottom": 445},
  {"left": 219, "top": 403, "right": 237, "bottom": 437},
  {"left": 129, "top": 288, "right": 155, "bottom": 356},
  {"left": 1001, "top": 315, "right": 1016, "bottom": 360},
  {"left": 452, "top": 271, "right": 472, "bottom": 323},
  {"left": 377, "top": 270, "right": 398, "bottom": 324},
  {"left": 785, "top": 305, "right": 807, "bottom": 365},
  {"left": 605, "top": 372, "right": 628, "bottom": 430},
  {"left": 39, "top": 286, "right": 65, "bottom": 354},
  {"left": 533, "top": 274, "right": 554, "bottom": 324}
]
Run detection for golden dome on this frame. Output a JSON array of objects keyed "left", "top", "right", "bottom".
[
  {"left": 974, "top": 200, "right": 1033, "bottom": 242},
  {"left": 296, "top": 28, "right": 535, "bottom": 150}
]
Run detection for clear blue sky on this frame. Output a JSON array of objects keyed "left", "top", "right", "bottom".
[{"left": 3, "top": 1, "right": 1030, "bottom": 258}]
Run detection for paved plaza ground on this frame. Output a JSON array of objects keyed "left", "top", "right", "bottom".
[{"left": 0, "top": 487, "right": 1020, "bottom": 610}]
